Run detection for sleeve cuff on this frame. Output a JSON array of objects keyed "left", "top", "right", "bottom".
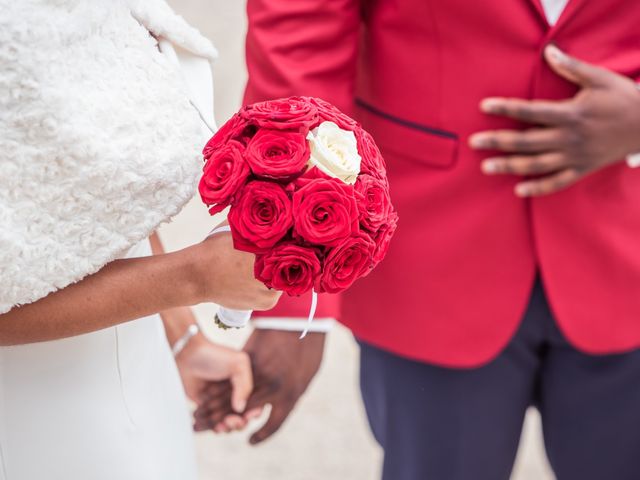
[{"left": 251, "top": 318, "right": 336, "bottom": 333}]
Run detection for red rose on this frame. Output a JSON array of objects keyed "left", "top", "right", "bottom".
[
  {"left": 372, "top": 211, "right": 399, "bottom": 264},
  {"left": 203, "top": 114, "right": 246, "bottom": 157},
  {"left": 199, "top": 141, "right": 250, "bottom": 214},
  {"left": 317, "top": 234, "right": 377, "bottom": 294},
  {"left": 355, "top": 128, "right": 387, "bottom": 179},
  {"left": 254, "top": 244, "right": 322, "bottom": 296},
  {"left": 245, "top": 128, "right": 310, "bottom": 179},
  {"left": 240, "top": 97, "right": 319, "bottom": 131},
  {"left": 228, "top": 181, "right": 294, "bottom": 253},
  {"left": 355, "top": 174, "right": 392, "bottom": 232},
  {"left": 291, "top": 165, "right": 332, "bottom": 186},
  {"left": 307, "top": 97, "right": 358, "bottom": 130},
  {"left": 292, "top": 176, "right": 360, "bottom": 247}
]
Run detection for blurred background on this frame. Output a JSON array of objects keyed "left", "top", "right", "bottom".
[{"left": 160, "top": 1, "right": 555, "bottom": 478}]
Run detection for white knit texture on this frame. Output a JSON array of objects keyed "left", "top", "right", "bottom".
[{"left": 0, "top": 0, "right": 216, "bottom": 313}]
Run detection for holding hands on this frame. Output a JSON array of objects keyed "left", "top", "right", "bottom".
[
  {"left": 171, "top": 325, "right": 324, "bottom": 443},
  {"left": 193, "top": 330, "right": 325, "bottom": 443},
  {"left": 471, "top": 44, "right": 640, "bottom": 197}
]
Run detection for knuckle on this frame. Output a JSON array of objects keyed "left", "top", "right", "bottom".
[
  {"left": 564, "top": 129, "right": 583, "bottom": 150},
  {"left": 531, "top": 183, "right": 547, "bottom": 196},
  {"left": 512, "top": 137, "right": 531, "bottom": 151},
  {"left": 500, "top": 162, "right": 514, "bottom": 174},
  {"left": 538, "top": 106, "right": 554, "bottom": 120},
  {"left": 492, "top": 104, "right": 508, "bottom": 115},
  {"left": 538, "top": 157, "right": 559, "bottom": 173},
  {"left": 506, "top": 159, "right": 529, "bottom": 174},
  {"left": 523, "top": 159, "right": 545, "bottom": 174},
  {"left": 483, "top": 136, "right": 500, "bottom": 149},
  {"left": 569, "top": 104, "right": 588, "bottom": 124},
  {"left": 514, "top": 105, "right": 533, "bottom": 121}
]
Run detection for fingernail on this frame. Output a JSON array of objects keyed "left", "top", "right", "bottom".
[
  {"left": 515, "top": 184, "right": 530, "bottom": 197},
  {"left": 469, "top": 135, "right": 488, "bottom": 149},
  {"left": 480, "top": 98, "right": 501, "bottom": 113},
  {"left": 546, "top": 44, "right": 568, "bottom": 65},
  {"left": 482, "top": 161, "right": 498, "bottom": 174},
  {"left": 235, "top": 400, "right": 247, "bottom": 413}
]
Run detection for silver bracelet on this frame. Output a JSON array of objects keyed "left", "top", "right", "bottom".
[{"left": 171, "top": 323, "right": 200, "bottom": 357}]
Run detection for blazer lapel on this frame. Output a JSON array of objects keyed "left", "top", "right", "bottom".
[{"left": 528, "top": 0, "right": 550, "bottom": 27}]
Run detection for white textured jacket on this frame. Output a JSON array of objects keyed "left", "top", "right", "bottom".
[{"left": 0, "top": 0, "right": 217, "bottom": 313}]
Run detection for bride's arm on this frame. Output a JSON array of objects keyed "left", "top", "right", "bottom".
[{"left": 0, "top": 234, "right": 279, "bottom": 346}]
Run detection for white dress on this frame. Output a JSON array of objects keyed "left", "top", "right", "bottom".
[
  {"left": 0, "top": 1, "right": 217, "bottom": 478},
  {"left": 0, "top": 241, "right": 198, "bottom": 480}
]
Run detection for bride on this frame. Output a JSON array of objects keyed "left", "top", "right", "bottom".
[{"left": 0, "top": 1, "right": 276, "bottom": 478}]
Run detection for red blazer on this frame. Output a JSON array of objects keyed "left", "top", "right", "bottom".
[{"left": 245, "top": 0, "right": 640, "bottom": 367}]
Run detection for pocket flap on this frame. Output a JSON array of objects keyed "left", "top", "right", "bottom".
[{"left": 356, "top": 99, "right": 459, "bottom": 169}]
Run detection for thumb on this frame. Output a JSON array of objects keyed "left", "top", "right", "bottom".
[
  {"left": 545, "top": 44, "right": 609, "bottom": 88},
  {"left": 229, "top": 352, "right": 253, "bottom": 413},
  {"left": 249, "top": 404, "right": 290, "bottom": 445}
]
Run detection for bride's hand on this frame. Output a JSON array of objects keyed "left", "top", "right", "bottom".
[
  {"left": 189, "top": 231, "right": 282, "bottom": 311},
  {"left": 174, "top": 325, "right": 253, "bottom": 415}
]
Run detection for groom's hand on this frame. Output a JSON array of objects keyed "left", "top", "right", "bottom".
[
  {"left": 470, "top": 44, "right": 640, "bottom": 197},
  {"left": 194, "top": 329, "right": 325, "bottom": 444}
]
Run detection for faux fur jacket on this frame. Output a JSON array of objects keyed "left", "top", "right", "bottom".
[{"left": 0, "top": 0, "right": 218, "bottom": 313}]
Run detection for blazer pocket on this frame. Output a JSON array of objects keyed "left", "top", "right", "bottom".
[{"left": 356, "top": 98, "right": 459, "bottom": 169}]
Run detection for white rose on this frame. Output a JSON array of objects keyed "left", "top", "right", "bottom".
[{"left": 306, "top": 121, "right": 361, "bottom": 184}]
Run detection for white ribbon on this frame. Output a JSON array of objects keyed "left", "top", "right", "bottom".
[{"left": 300, "top": 290, "right": 318, "bottom": 340}]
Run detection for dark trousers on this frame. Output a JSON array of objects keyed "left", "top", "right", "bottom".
[{"left": 359, "top": 281, "right": 640, "bottom": 480}]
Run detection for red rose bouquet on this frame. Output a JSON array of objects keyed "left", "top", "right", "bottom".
[{"left": 199, "top": 96, "right": 398, "bottom": 333}]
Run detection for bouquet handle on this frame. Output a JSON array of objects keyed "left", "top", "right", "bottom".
[{"left": 215, "top": 307, "right": 253, "bottom": 329}]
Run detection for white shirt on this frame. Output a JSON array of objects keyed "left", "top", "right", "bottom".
[{"left": 541, "top": 0, "right": 569, "bottom": 25}]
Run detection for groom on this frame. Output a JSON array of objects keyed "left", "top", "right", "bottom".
[{"left": 199, "top": 1, "right": 640, "bottom": 478}]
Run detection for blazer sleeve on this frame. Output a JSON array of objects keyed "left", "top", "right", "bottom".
[
  {"left": 244, "top": 0, "right": 361, "bottom": 115},
  {"left": 244, "top": 0, "right": 361, "bottom": 322}
]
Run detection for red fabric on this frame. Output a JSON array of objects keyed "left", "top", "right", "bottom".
[{"left": 246, "top": 0, "right": 640, "bottom": 367}]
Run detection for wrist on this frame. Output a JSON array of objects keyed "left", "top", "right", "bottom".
[
  {"left": 176, "top": 243, "right": 212, "bottom": 305},
  {"left": 174, "top": 330, "right": 208, "bottom": 364}
]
